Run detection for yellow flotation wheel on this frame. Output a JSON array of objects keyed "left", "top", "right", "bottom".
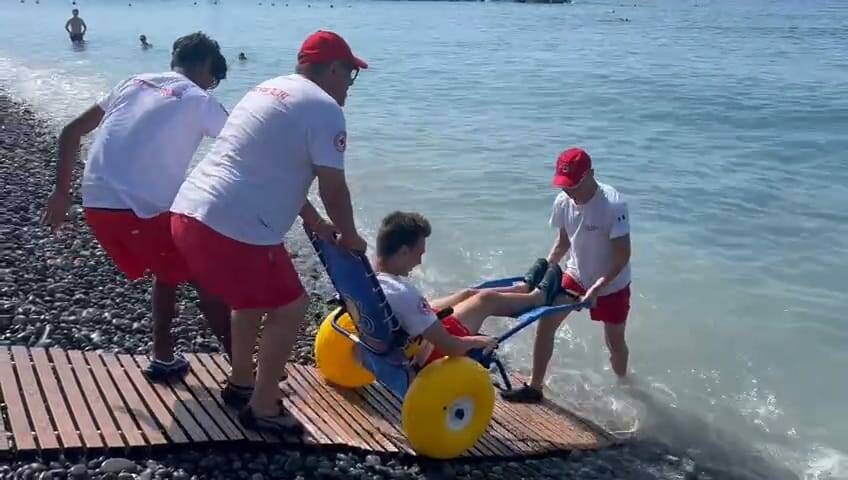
[
  {"left": 401, "top": 356, "right": 495, "bottom": 459},
  {"left": 314, "top": 307, "right": 375, "bottom": 388}
]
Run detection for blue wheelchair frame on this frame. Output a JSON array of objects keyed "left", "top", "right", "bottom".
[{"left": 308, "top": 230, "right": 591, "bottom": 399}]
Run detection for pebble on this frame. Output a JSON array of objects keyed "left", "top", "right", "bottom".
[
  {"left": 69, "top": 464, "right": 88, "bottom": 478},
  {"left": 101, "top": 458, "right": 139, "bottom": 474}
]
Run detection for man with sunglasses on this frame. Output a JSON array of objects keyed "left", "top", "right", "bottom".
[
  {"left": 503, "top": 147, "right": 632, "bottom": 403},
  {"left": 42, "top": 32, "right": 232, "bottom": 381},
  {"left": 169, "top": 30, "right": 368, "bottom": 435}
]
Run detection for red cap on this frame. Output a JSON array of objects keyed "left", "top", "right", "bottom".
[
  {"left": 552, "top": 148, "right": 592, "bottom": 188},
  {"left": 297, "top": 30, "right": 368, "bottom": 69}
]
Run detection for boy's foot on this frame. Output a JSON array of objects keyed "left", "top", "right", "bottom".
[
  {"left": 221, "top": 382, "right": 254, "bottom": 409},
  {"left": 501, "top": 383, "right": 544, "bottom": 404},
  {"left": 537, "top": 264, "right": 563, "bottom": 306},
  {"left": 143, "top": 354, "right": 190, "bottom": 382},
  {"left": 523, "top": 258, "right": 549, "bottom": 290},
  {"left": 238, "top": 404, "right": 303, "bottom": 436}
]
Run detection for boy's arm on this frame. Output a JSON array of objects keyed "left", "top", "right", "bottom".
[{"left": 420, "top": 322, "right": 495, "bottom": 357}]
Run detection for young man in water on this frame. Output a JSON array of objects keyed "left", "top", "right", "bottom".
[
  {"left": 170, "top": 30, "right": 368, "bottom": 435},
  {"left": 374, "top": 211, "right": 565, "bottom": 367},
  {"left": 41, "top": 32, "right": 232, "bottom": 381},
  {"left": 503, "top": 147, "right": 632, "bottom": 403},
  {"left": 65, "top": 9, "right": 87, "bottom": 43},
  {"left": 139, "top": 35, "right": 152, "bottom": 49}
]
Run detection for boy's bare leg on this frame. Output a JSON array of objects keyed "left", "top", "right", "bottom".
[{"left": 451, "top": 289, "right": 546, "bottom": 333}]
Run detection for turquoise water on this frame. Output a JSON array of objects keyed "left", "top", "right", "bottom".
[{"left": 2, "top": 0, "right": 847, "bottom": 478}]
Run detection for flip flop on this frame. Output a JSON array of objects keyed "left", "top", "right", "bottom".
[
  {"left": 523, "top": 258, "right": 549, "bottom": 291},
  {"left": 238, "top": 404, "right": 303, "bottom": 436}
]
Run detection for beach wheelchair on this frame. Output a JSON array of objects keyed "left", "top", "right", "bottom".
[{"left": 308, "top": 230, "right": 590, "bottom": 459}]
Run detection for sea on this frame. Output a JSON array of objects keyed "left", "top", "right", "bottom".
[{"left": 1, "top": 0, "right": 846, "bottom": 478}]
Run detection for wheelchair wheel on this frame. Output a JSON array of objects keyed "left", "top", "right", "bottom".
[
  {"left": 314, "top": 307, "right": 375, "bottom": 388},
  {"left": 401, "top": 357, "right": 495, "bottom": 459}
]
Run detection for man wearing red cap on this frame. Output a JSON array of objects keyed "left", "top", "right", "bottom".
[
  {"left": 503, "top": 147, "right": 632, "bottom": 403},
  {"left": 169, "top": 30, "right": 368, "bottom": 434}
]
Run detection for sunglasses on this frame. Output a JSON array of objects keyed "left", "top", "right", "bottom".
[{"left": 336, "top": 62, "right": 359, "bottom": 83}]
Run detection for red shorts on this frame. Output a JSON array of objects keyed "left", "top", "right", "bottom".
[
  {"left": 562, "top": 274, "right": 630, "bottom": 325},
  {"left": 424, "top": 315, "right": 471, "bottom": 366},
  {"left": 170, "top": 213, "right": 304, "bottom": 311},
  {"left": 84, "top": 209, "right": 190, "bottom": 285}
]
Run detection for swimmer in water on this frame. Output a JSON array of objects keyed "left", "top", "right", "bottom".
[
  {"left": 238, "top": 52, "right": 247, "bottom": 61},
  {"left": 140, "top": 34, "right": 152, "bottom": 49},
  {"left": 65, "top": 9, "right": 87, "bottom": 44}
]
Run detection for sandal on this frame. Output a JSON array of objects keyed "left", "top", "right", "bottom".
[
  {"left": 501, "top": 383, "right": 544, "bottom": 404},
  {"left": 238, "top": 404, "right": 303, "bottom": 436},
  {"left": 523, "top": 258, "right": 549, "bottom": 291},
  {"left": 142, "top": 354, "right": 190, "bottom": 382},
  {"left": 221, "top": 382, "right": 254, "bottom": 409}
]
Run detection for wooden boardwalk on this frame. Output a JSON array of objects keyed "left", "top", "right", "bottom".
[{"left": 0, "top": 347, "right": 614, "bottom": 458}]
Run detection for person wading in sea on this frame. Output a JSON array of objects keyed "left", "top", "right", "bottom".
[
  {"left": 503, "top": 147, "right": 633, "bottom": 403},
  {"left": 42, "top": 32, "right": 232, "bottom": 382},
  {"left": 65, "top": 9, "right": 87, "bottom": 43}
]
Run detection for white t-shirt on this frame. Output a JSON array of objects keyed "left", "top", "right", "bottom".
[
  {"left": 171, "top": 74, "right": 347, "bottom": 245},
  {"left": 550, "top": 182, "right": 631, "bottom": 296},
  {"left": 377, "top": 273, "right": 438, "bottom": 338},
  {"left": 81, "top": 71, "right": 228, "bottom": 218}
]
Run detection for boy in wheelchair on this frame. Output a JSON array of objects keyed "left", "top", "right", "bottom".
[{"left": 374, "top": 211, "right": 565, "bottom": 367}]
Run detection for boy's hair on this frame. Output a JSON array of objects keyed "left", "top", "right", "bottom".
[
  {"left": 377, "top": 212, "right": 431, "bottom": 258},
  {"left": 171, "top": 32, "right": 228, "bottom": 82}
]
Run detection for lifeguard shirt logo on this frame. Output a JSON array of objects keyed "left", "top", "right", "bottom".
[{"left": 334, "top": 131, "right": 347, "bottom": 153}]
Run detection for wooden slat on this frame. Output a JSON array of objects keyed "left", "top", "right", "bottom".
[
  {"left": 0, "top": 347, "right": 36, "bottom": 450},
  {"left": 67, "top": 351, "right": 124, "bottom": 448},
  {"left": 507, "top": 373, "right": 612, "bottom": 447},
  {"left": 298, "top": 368, "right": 399, "bottom": 453},
  {"left": 486, "top": 408, "right": 534, "bottom": 455},
  {"left": 29, "top": 348, "right": 81, "bottom": 449},
  {"left": 178, "top": 356, "right": 244, "bottom": 441},
  {"left": 491, "top": 400, "right": 553, "bottom": 453},
  {"left": 83, "top": 352, "right": 146, "bottom": 447},
  {"left": 100, "top": 354, "right": 166, "bottom": 446},
  {"left": 11, "top": 346, "right": 59, "bottom": 450},
  {"left": 49, "top": 349, "right": 103, "bottom": 449},
  {"left": 185, "top": 355, "right": 259, "bottom": 442},
  {"left": 495, "top": 390, "right": 574, "bottom": 449},
  {"left": 132, "top": 357, "right": 208, "bottom": 443},
  {"left": 354, "top": 386, "right": 414, "bottom": 449},
  {"left": 163, "top": 374, "right": 228, "bottom": 442},
  {"left": 116, "top": 355, "right": 189, "bottom": 444},
  {"left": 338, "top": 388, "right": 413, "bottom": 454},
  {"left": 285, "top": 366, "right": 366, "bottom": 448},
  {"left": 193, "top": 354, "right": 272, "bottom": 443}
]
